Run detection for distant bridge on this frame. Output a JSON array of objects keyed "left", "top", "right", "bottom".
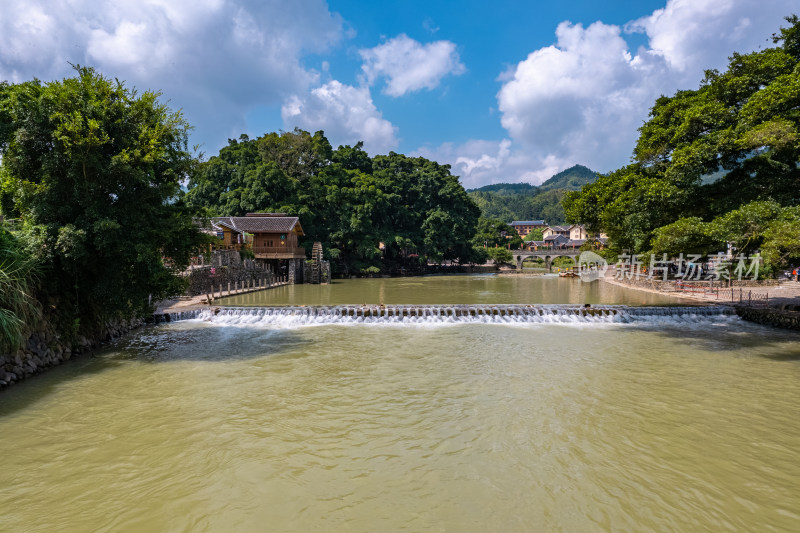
[{"left": 513, "top": 249, "right": 581, "bottom": 270}]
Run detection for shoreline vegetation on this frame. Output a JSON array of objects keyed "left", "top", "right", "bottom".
[{"left": 1, "top": 16, "right": 800, "bottom": 387}]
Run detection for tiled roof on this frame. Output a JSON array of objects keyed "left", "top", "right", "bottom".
[
  {"left": 511, "top": 220, "right": 546, "bottom": 226},
  {"left": 214, "top": 216, "right": 303, "bottom": 235}
]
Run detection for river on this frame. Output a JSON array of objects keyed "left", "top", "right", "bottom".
[
  {"left": 218, "top": 274, "right": 681, "bottom": 306},
  {"left": 1, "top": 275, "right": 798, "bottom": 532}
]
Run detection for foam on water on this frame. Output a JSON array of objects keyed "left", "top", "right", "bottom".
[{"left": 169, "top": 305, "right": 738, "bottom": 329}]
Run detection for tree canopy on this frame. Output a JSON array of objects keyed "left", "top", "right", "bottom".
[
  {"left": 471, "top": 217, "right": 523, "bottom": 249},
  {"left": 185, "top": 130, "right": 482, "bottom": 273},
  {"left": 0, "top": 66, "right": 204, "bottom": 331},
  {"left": 563, "top": 15, "right": 800, "bottom": 268}
]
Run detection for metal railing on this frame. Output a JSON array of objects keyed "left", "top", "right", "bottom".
[
  {"left": 732, "top": 289, "right": 769, "bottom": 307},
  {"left": 675, "top": 282, "right": 769, "bottom": 307},
  {"left": 675, "top": 281, "right": 722, "bottom": 295}
]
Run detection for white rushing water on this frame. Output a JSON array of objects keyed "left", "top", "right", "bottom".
[{"left": 176, "top": 305, "right": 738, "bottom": 328}]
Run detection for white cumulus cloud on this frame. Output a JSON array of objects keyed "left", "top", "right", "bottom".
[
  {"left": 414, "top": 139, "right": 569, "bottom": 189},
  {"left": 0, "top": 0, "right": 343, "bottom": 152},
  {"left": 497, "top": 19, "right": 649, "bottom": 170},
  {"left": 451, "top": 0, "right": 793, "bottom": 188},
  {"left": 626, "top": 0, "right": 783, "bottom": 73},
  {"left": 359, "top": 34, "right": 465, "bottom": 97},
  {"left": 282, "top": 81, "right": 398, "bottom": 154}
]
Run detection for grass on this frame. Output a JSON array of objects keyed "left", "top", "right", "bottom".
[{"left": 0, "top": 232, "right": 41, "bottom": 353}]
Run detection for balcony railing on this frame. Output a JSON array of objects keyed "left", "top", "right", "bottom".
[
  {"left": 252, "top": 246, "right": 305, "bottom": 257},
  {"left": 204, "top": 242, "right": 305, "bottom": 257},
  {"left": 209, "top": 243, "right": 243, "bottom": 251}
]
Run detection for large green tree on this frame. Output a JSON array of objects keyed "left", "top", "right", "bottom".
[
  {"left": 564, "top": 15, "right": 800, "bottom": 255},
  {"left": 471, "top": 217, "right": 522, "bottom": 249},
  {"left": 0, "top": 66, "right": 204, "bottom": 330}
]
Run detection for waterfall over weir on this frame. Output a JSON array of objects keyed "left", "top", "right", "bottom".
[{"left": 167, "top": 305, "right": 737, "bottom": 327}]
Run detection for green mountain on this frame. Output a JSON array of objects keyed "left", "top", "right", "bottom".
[
  {"left": 468, "top": 182, "right": 538, "bottom": 196},
  {"left": 538, "top": 164, "right": 598, "bottom": 192},
  {"left": 467, "top": 164, "right": 598, "bottom": 224}
]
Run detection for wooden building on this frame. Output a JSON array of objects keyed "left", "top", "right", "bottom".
[
  {"left": 510, "top": 220, "right": 547, "bottom": 237},
  {"left": 214, "top": 213, "right": 305, "bottom": 260},
  {"left": 210, "top": 213, "right": 306, "bottom": 282}
]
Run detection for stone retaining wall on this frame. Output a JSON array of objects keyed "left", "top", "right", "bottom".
[
  {"left": 0, "top": 317, "right": 143, "bottom": 390},
  {"left": 186, "top": 251, "right": 274, "bottom": 296},
  {"left": 735, "top": 306, "right": 800, "bottom": 330},
  {"left": 611, "top": 276, "right": 782, "bottom": 288}
]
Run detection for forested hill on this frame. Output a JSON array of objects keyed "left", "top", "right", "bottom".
[
  {"left": 538, "top": 164, "right": 599, "bottom": 192},
  {"left": 467, "top": 164, "right": 598, "bottom": 223}
]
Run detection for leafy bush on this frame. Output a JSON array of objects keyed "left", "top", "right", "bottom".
[
  {"left": 487, "top": 247, "right": 513, "bottom": 265},
  {"left": 0, "top": 229, "right": 40, "bottom": 352}
]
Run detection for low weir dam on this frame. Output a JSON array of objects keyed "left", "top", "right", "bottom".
[{"left": 163, "top": 304, "right": 736, "bottom": 326}]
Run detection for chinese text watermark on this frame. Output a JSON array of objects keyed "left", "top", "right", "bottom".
[{"left": 606, "top": 253, "right": 761, "bottom": 282}]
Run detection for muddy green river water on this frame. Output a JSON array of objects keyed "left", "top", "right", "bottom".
[{"left": 1, "top": 275, "right": 798, "bottom": 532}]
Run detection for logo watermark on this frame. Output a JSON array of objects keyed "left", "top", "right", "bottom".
[{"left": 577, "top": 251, "right": 609, "bottom": 282}]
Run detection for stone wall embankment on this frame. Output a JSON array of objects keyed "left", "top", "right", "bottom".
[
  {"left": 0, "top": 317, "right": 143, "bottom": 390},
  {"left": 186, "top": 251, "right": 275, "bottom": 296},
  {"left": 735, "top": 306, "right": 800, "bottom": 330},
  {"left": 611, "top": 276, "right": 782, "bottom": 290}
]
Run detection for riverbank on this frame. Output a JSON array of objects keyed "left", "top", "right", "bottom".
[
  {"left": 598, "top": 273, "right": 800, "bottom": 331},
  {"left": 1, "top": 279, "right": 292, "bottom": 390},
  {"left": 599, "top": 275, "right": 705, "bottom": 304},
  {"left": 0, "top": 316, "right": 144, "bottom": 390},
  {"left": 600, "top": 274, "right": 800, "bottom": 307},
  {"left": 735, "top": 306, "right": 800, "bottom": 330}
]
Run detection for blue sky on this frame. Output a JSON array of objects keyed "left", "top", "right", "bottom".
[{"left": 0, "top": 0, "right": 795, "bottom": 187}]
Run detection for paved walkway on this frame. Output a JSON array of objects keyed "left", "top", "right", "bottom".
[
  {"left": 600, "top": 275, "right": 800, "bottom": 308},
  {"left": 155, "top": 281, "right": 290, "bottom": 314}
]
